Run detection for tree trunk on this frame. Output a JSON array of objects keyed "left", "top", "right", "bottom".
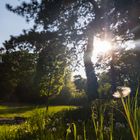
[
  {"left": 84, "top": 34, "right": 99, "bottom": 101},
  {"left": 110, "top": 50, "right": 116, "bottom": 94},
  {"left": 83, "top": 0, "right": 102, "bottom": 101}
]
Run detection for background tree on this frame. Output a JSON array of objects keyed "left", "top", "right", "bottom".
[
  {"left": 35, "top": 39, "right": 67, "bottom": 99},
  {"left": 1, "top": 30, "right": 69, "bottom": 102},
  {"left": 0, "top": 50, "right": 36, "bottom": 101},
  {"left": 96, "top": 47, "right": 140, "bottom": 95},
  {"left": 114, "top": 48, "right": 140, "bottom": 93},
  {"left": 5, "top": 0, "right": 140, "bottom": 101},
  {"left": 73, "top": 75, "right": 86, "bottom": 93}
]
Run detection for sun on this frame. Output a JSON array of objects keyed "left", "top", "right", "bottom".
[
  {"left": 93, "top": 37, "right": 112, "bottom": 54},
  {"left": 92, "top": 37, "right": 112, "bottom": 62}
]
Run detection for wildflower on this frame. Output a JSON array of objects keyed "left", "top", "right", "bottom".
[
  {"left": 115, "top": 122, "right": 125, "bottom": 128},
  {"left": 55, "top": 118, "right": 59, "bottom": 122},
  {"left": 113, "top": 86, "right": 131, "bottom": 98},
  {"left": 47, "top": 118, "right": 51, "bottom": 121},
  {"left": 52, "top": 127, "right": 56, "bottom": 132},
  {"left": 113, "top": 87, "right": 137, "bottom": 140},
  {"left": 66, "top": 123, "right": 70, "bottom": 126},
  {"left": 25, "top": 129, "right": 29, "bottom": 133},
  {"left": 104, "top": 126, "right": 110, "bottom": 132},
  {"left": 78, "top": 119, "right": 82, "bottom": 123}
]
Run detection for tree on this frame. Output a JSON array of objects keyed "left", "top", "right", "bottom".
[
  {"left": 96, "top": 47, "right": 140, "bottom": 94},
  {"left": 34, "top": 39, "right": 67, "bottom": 99},
  {"left": 2, "top": 30, "right": 69, "bottom": 102},
  {"left": 6, "top": 0, "right": 140, "bottom": 101},
  {"left": 73, "top": 75, "right": 86, "bottom": 93},
  {"left": 0, "top": 50, "right": 36, "bottom": 101},
  {"left": 114, "top": 48, "right": 140, "bottom": 93},
  {"left": 96, "top": 71, "right": 111, "bottom": 94}
]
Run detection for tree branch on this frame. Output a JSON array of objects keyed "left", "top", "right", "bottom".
[{"left": 88, "top": 0, "right": 101, "bottom": 17}]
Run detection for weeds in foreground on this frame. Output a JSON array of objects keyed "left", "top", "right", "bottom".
[
  {"left": 91, "top": 100, "right": 114, "bottom": 140},
  {"left": 120, "top": 88, "right": 139, "bottom": 140},
  {"left": 0, "top": 88, "right": 140, "bottom": 140}
]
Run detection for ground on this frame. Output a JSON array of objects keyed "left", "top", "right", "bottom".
[{"left": 0, "top": 105, "right": 77, "bottom": 118}]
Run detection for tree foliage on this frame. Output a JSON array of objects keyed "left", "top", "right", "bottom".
[
  {"left": 0, "top": 50, "right": 36, "bottom": 101},
  {"left": 96, "top": 47, "right": 140, "bottom": 95},
  {"left": 34, "top": 39, "right": 67, "bottom": 97},
  {"left": 74, "top": 75, "right": 86, "bottom": 93},
  {"left": 2, "top": 0, "right": 140, "bottom": 101}
]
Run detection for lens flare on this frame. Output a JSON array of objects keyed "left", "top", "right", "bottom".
[{"left": 92, "top": 37, "right": 112, "bottom": 62}]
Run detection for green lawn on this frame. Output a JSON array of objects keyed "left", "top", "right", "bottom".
[
  {"left": 0, "top": 105, "right": 77, "bottom": 138},
  {"left": 0, "top": 105, "right": 77, "bottom": 118},
  {"left": 0, "top": 102, "right": 139, "bottom": 140}
]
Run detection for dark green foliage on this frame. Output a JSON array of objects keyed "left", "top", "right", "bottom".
[
  {"left": 34, "top": 39, "right": 67, "bottom": 98},
  {"left": 96, "top": 47, "right": 140, "bottom": 96},
  {"left": 3, "top": 0, "right": 140, "bottom": 102},
  {"left": 0, "top": 40, "right": 68, "bottom": 102},
  {"left": 1, "top": 1, "right": 140, "bottom": 139},
  {"left": 0, "top": 51, "right": 36, "bottom": 101},
  {"left": 0, "top": 100, "right": 135, "bottom": 140},
  {"left": 73, "top": 75, "right": 86, "bottom": 93},
  {"left": 98, "top": 73, "right": 111, "bottom": 98},
  {"left": 1, "top": 25, "right": 69, "bottom": 103},
  {"left": 114, "top": 48, "right": 140, "bottom": 93}
]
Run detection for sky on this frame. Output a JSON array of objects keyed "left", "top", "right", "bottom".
[
  {"left": 0, "top": 0, "right": 87, "bottom": 77},
  {"left": 0, "top": 1, "right": 108, "bottom": 78},
  {"left": 0, "top": 0, "right": 136, "bottom": 78},
  {"left": 0, "top": 0, "right": 33, "bottom": 47}
]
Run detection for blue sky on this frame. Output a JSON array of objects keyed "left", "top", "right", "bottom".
[{"left": 0, "top": 0, "right": 33, "bottom": 47}]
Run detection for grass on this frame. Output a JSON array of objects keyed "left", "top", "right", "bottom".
[
  {"left": 0, "top": 106, "right": 9, "bottom": 110},
  {"left": 120, "top": 88, "right": 140, "bottom": 140},
  {"left": 0, "top": 105, "right": 77, "bottom": 118},
  {"left": 0, "top": 105, "right": 78, "bottom": 140},
  {"left": 0, "top": 90, "right": 140, "bottom": 140}
]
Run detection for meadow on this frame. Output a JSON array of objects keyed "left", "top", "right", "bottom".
[
  {"left": 0, "top": 90, "right": 139, "bottom": 140},
  {"left": 1, "top": 0, "right": 140, "bottom": 139},
  {"left": 0, "top": 105, "right": 77, "bottom": 140}
]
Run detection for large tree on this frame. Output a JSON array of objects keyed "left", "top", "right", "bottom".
[
  {"left": 0, "top": 50, "right": 36, "bottom": 101},
  {"left": 2, "top": 30, "right": 68, "bottom": 101},
  {"left": 5, "top": 0, "right": 140, "bottom": 100}
]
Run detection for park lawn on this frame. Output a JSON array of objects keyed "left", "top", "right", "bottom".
[
  {"left": 0, "top": 105, "right": 77, "bottom": 118},
  {"left": 0, "top": 105, "right": 77, "bottom": 136}
]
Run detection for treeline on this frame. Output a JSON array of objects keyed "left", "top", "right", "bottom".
[
  {"left": 96, "top": 47, "right": 140, "bottom": 98},
  {"left": 1, "top": 43, "right": 140, "bottom": 103},
  {"left": 0, "top": 51, "right": 36, "bottom": 102},
  {"left": 0, "top": 34, "right": 72, "bottom": 103},
  {"left": 0, "top": 40, "right": 87, "bottom": 104},
  {"left": 0, "top": 0, "right": 140, "bottom": 103}
]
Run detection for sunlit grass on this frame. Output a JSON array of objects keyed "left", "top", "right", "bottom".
[
  {"left": 0, "top": 106, "right": 9, "bottom": 110},
  {"left": 0, "top": 90, "right": 140, "bottom": 140},
  {"left": 0, "top": 105, "right": 77, "bottom": 118},
  {"left": 0, "top": 105, "right": 78, "bottom": 140}
]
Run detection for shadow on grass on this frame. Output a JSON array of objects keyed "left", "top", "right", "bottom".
[{"left": 63, "top": 106, "right": 91, "bottom": 122}]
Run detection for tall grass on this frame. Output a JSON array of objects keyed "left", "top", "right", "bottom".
[
  {"left": 66, "top": 123, "right": 77, "bottom": 140},
  {"left": 91, "top": 100, "right": 114, "bottom": 140},
  {"left": 0, "top": 89, "right": 140, "bottom": 140},
  {"left": 120, "top": 87, "right": 139, "bottom": 140},
  {"left": 90, "top": 87, "right": 140, "bottom": 140},
  {"left": 0, "top": 106, "right": 76, "bottom": 140}
]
